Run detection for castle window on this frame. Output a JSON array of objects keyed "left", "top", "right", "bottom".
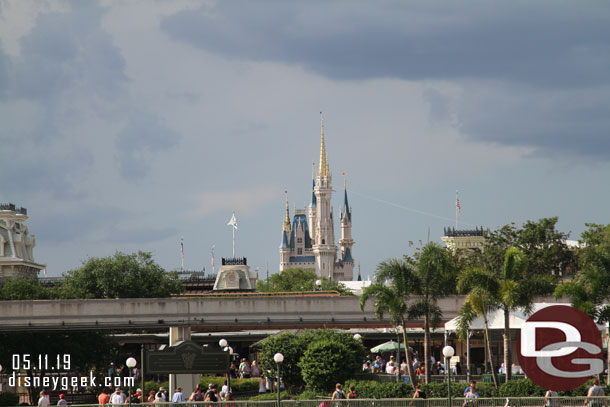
[
  {"left": 297, "top": 238, "right": 302, "bottom": 244},
  {"left": 322, "top": 239, "right": 325, "bottom": 244},
  {"left": 297, "top": 248, "right": 302, "bottom": 255}
]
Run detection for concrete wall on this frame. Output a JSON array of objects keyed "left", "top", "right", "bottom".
[{"left": 0, "top": 295, "right": 466, "bottom": 332}]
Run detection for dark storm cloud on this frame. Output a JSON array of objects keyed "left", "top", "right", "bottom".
[
  {"left": 4, "top": 6, "right": 127, "bottom": 104},
  {"left": 161, "top": 0, "right": 610, "bottom": 161},
  {"left": 456, "top": 84, "right": 610, "bottom": 160},
  {"left": 115, "top": 111, "right": 180, "bottom": 180},
  {"left": 161, "top": 0, "right": 610, "bottom": 87}
]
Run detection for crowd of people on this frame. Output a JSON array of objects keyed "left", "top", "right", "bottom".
[{"left": 362, "top": 353, "right": 463, "bottom": 378}]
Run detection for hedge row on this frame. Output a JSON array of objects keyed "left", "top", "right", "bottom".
[
  {"left": 144, "top": 377, "right": 259, "bottom": 397},
  {"left": 342, "top": 379, "right": 610, "bottom": 399}
]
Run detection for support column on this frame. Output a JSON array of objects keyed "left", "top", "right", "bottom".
[{"left": 169, "top": 327, "right": 201, "bottom": 400}]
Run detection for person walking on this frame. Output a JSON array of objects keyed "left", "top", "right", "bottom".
[
  {"left": 57, "top": 394, "right": 67, "bottom": 406},
  {"left": 585, "top": 378, "right": 604, "bottom": 407},
  {"left": 331, "top": 383, "right": 346, "bottom": 400},
  {"left": 38, "top": 391, "right": 50, "bottom": 407},
  {"left": 347, "top": 386, "right": 357, "bottom": 399}
]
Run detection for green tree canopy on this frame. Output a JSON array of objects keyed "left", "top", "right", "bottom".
[
  {"left": 257, "top": 329, "right": 365, "bottom": 393},
  {"left": 61, "top": 251, "right": 183, "bottom": 299},
  {"left": 299, "top": 340, "right": 360, "bottom": 393},
  {"left": 0, "top": 277, "right": 59, "bottom": 300},
  {"left": 479, "top": 217, "right": 577, "bottom": 277},
  {"left": 256, "top": 267, "right": 352, "bottom": 295}
]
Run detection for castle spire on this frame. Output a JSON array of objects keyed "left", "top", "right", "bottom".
[
  {"left": 318, "top": 112, "right": 329, "bottom": 177},
  {"left": 283, "top": 191, "right": 291, "bottom": 231}
]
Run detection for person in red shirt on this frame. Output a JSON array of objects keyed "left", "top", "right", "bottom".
[{"left": 98, "top": 389, "right": 110, "bottom": 405}]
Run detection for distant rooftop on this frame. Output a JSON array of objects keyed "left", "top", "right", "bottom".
[
  {"left": 222, "top": 257, "right": 247, "bottom": 266},
  {"left": 0, "top": 203, "right": 27, "bottom": 215},
  {"left": 443, "top": 227, "right": 487, "bottom": 237}
]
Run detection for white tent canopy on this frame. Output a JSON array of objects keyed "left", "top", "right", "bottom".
[{"left": 444, "top": 302, "right": 571, "bottom": 331}]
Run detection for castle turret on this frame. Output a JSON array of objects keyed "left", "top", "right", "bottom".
[
  {"left": 338, "top": 178, "right": 354, "bottom": 280},
  {"left": 279, "top": 193, "right": 291, "bottom": 270}
]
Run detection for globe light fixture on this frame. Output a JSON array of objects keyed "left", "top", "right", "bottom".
[
  {"left": 274, "top": 353, "right": 284, "bottom": 407},
  {"left": 126, "top": 357, "right": 137, "bottom": 407}
]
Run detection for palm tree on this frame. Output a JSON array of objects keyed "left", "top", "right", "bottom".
[
  {"left": 498, "top": 247, "right": 556, "bottom": 382},
  {"left": 360, "top": 258, "right": 418, "bottom": 385},
  {"left": 555, "top": 241, "right": 610, "bottom": 383},
  {"left": 456, "top": 267, "right": 500, "bottom": 388},
  {"left": 411, "top": 243, "right": 456, "bottom": 383}
]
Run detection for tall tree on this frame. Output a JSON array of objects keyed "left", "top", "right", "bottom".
[
  {"left": 61, "top": 251, "right": 183, "bottom": 299},
  {"left": 498, "top": 247, "right": 556, "bottom": 381},
  {"left": 410, "top": 243, "right": 456, "bottom": 383},
  {"left": 456, "top": 267, "right": 500, "bottom": 388},
  {"left": 555, "top": 223, "right": 610, "bottom": 383},
  {"left": 360, "top": 258, "right": 418, "bottom": 385}
]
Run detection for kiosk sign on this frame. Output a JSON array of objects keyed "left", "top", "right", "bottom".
[{"left": 517, "top": 305, "right": 603, "bottom": 391}]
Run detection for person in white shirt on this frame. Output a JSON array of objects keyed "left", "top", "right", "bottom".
[
  {"left": 385, "top": 361, "right": 396, "bottom": 375},
  {"left": 38, "top": 391, "right": 50, "bottom": 407},
  {"left": 110, "top": 388, "right": 124, "bottom": 405}
]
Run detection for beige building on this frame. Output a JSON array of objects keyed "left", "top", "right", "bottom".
[
  {"left": 0, "top": 203, "right": 45, "bottom": 281},
  {"left": 441, "top": 227, "right": 487, "bottom": 251}
]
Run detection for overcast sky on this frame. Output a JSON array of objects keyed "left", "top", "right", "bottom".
[{"left": 1, "top": 0, "right": 609, "bottom": 279}]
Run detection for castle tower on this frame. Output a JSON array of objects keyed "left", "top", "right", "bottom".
[
  {"left": 312, "top": 114, "right": 337, "bottom": 278},
  {"left": 337, "top": 179, "right": 354, "bottom": 280},
  {"left": 279, "top": 193, "right": 292, "bottom": 270},
  {"left": 278, "top": 115, "right": 354, "bottom": 280}
]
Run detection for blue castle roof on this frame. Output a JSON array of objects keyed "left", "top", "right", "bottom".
[{"left": 343, "top": 247, "right": 353, "bottom": 263}]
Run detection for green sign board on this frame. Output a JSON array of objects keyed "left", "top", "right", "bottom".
[{"left": 146, "top": 341, "right": 229, "bottom": 374}]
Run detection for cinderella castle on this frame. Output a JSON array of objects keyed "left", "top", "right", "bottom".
[{"left": 279, "top": 116, "right": 355, "bottom": 281}]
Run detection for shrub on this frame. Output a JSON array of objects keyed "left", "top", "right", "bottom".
[
  {"left": 248, "top": 391, "right": 291, "bottom": 400},
  {"left": 199, "top": 376, "right": 259, "bottom": 394},
  {"left": 0, "top": 393, "right": 19, "bottom": 407},
  {"left": 497, "top": 378, "right": 545, "bottom": 397},
  {"left": 299, "top": 340, "right": 360, "bottom": 393},
  {"left": 344, "top": 380, "right": 412, "bottom": 399},
  {"left": 258, "top": 329, "right": 366, "bottom": 394}
]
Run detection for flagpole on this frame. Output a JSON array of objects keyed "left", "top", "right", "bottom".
[
  {"left": 181, "top": 237, "right": 184, "bottom": 272},
  {"left": 232, "top": 211, "right": 236, "bottom": 257},
  {"left": 455, "top": 190, "right": 459, "bottom": 230}
]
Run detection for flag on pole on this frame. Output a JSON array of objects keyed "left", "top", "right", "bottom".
[
  {"left": 227, "top": 212, "right": 238, "bottom": 230},
  {"left": 211, "top": 245, "right": 215, "bottom": 271},
  {"left": 43, "top": 267, "right": 47, "bottom": 277},
  {"left": 181, "top": 238, "right": 184, "bottom": 257},
  {"left": 456, "top": 197, "right": 461, "bottom": 215}
]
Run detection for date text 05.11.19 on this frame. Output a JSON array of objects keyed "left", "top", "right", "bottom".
[{"left": 12, "top": 354, "right": 71, "bottom": 371}]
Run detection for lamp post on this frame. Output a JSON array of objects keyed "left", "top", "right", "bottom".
[
  {"left": 443, "top": 346, "right": 455, "bottom": 407},
  {"left": 219, "top": 339, "right": 231, "bottom": 394},
  {"left": 126, "top": 357, "right": 137, "bottom": 407},
  {"left": 273, "top": 353, "right": 284, "bottom": 407}
]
